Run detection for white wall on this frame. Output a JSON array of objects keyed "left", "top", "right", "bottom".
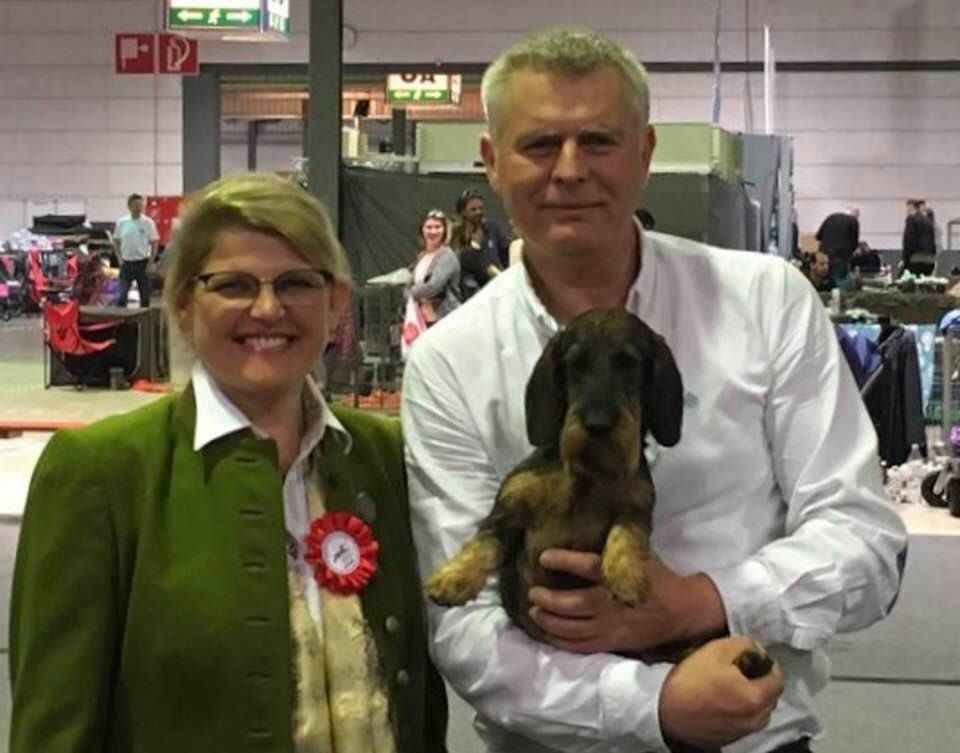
[
  {"left": 0, "top": 1, "right": 182, "bottom": 236},
  {"left": 646, "top": 70, "right": 960, "bottom": 249},
  {"left": 2, "top": 0, "right": 959, "bottom": 249}
]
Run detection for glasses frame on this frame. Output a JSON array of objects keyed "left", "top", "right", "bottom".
[{"left": 193, "top": 268, "right": 334, "bottom": 308}]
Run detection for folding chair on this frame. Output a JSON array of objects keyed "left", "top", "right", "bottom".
[{"left": 42, "top": 300, "right": 124, "bottom": 390}]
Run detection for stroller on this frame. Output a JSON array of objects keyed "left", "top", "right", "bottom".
[
  {"left": 921, "top": 313, "right": 960, "bottom": 517},
  {"left": 0, "top": 254, "right": 26, "bottom": 320},
  {"left": 26, "top": 248, "right": 74, "bottom": 310},
  {"left": 920, "top": 426, "right": 960, "bottom": 516}
]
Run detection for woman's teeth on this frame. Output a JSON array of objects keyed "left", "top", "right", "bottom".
[{"left": 243, "top": 336, "right": 290, "bottom": 352}]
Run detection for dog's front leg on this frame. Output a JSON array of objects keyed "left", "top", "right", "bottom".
[
  {"left": 601, "top": 518, "right": 651, "bottom": 606},
  {"left": 426, "top": 532, "right": 504, "bottom": 606}
]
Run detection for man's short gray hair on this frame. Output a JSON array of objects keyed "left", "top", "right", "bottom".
[{"left": 481, "top": 27, "right": 650, "bottom": 143}]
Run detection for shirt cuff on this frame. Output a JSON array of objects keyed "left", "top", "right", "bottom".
[
  {"left": 705, "top": 558, "right": 783, "bottom": 644},
  {"left": 599, "top": 659, "right": 673, "bottom": 752}
]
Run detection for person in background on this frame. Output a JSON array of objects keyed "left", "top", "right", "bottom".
[
  {"left": 850, "top": 240, "right": 882, "bottom": 275},
  {"left": 408, "top": 208, "right": 461, "bottom": 325},
  {"left": 452, "top": 192, "right": 503, "bottom": 301},
  {"left": 452, "top": 188, "right": 512, "bottom": 269},
  {"left": 10, "top": 172, "right": 448, "bottom": 753},
  {"left": 112, "top": 193, "right": 160, "bottom": 307},
  {"left": 815, "top": 206, "right": 859, "bottom": 288},
  {"left": 902, "top": 198, "right": 936, "bottom": 276},
  {"left": 805, "top": 249, "right": 836, "bottom": 292},
  {"left": 403, "top": 27, "right": 906, "bottom": 753}
]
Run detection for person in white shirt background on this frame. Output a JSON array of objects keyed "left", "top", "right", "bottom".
[
  {"left": 113, "top": 192, "right": 160, "bottom": 307},
  {"left": 402, "top": 27, "right": 907, "bottom": 753}
]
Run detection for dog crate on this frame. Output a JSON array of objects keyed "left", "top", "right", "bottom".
[
  {"left": 323, "top": 284, "right": 405, "bottom": 407},
  {"left": 359, "top": 283, "right": 404, "bottom": 356}
]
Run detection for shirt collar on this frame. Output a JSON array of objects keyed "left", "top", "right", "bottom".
[
  {"left": 191, "top": 361, "right": 352, "bottom": 455},
  {"left": 515, "top": 218, "right": 649, "bottom": 332}
]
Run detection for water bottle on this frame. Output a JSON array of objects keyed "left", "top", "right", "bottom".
[{"left": 904, "top": 443, "right": 924, "bottom": 504}]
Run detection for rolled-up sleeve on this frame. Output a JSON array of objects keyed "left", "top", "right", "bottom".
[
  {"left": 707, "top": 263, "right": 907, "bottom": 651},
  {"left": 402, "top": 346, "right": 673, "bottom": 753}
]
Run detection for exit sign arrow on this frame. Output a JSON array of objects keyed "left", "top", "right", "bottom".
[
  {"left": 177, "top": 9, "right": 204, "bottom": 21},
  {"left": 225, "top": 10, "right": 253, "bottom": 22}
]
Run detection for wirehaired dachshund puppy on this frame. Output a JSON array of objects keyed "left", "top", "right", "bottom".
[{"left": 427, "top": 308, "right": 772, "bottom": 679}]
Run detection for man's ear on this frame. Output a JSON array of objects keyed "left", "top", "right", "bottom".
[
  {"left": 480, "top": 133, "right": 500, "bottom": 193},
  {"left": 639, "top": 124, "right": 656, "bottom": 191}
]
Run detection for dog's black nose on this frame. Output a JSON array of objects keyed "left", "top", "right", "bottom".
[{"left": 581, "top": 406, "right": 616, "bottom": 436}]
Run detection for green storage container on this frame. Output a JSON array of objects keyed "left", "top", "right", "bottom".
[{"left": 650, "top": 123, "right": 743, "bottom": 183}]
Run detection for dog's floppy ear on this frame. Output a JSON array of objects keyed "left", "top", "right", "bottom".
[
  {"left": 644, "top": 333, "right": 684, "bottom": 447},
  {"left": 525, "top": 332, "right": 567, "bottom": 448}
]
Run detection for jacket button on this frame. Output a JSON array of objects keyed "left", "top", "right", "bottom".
[
  {"left": 395, "top": 669, "right": 411, "bottom": 687},
  {"left": 385, "top": 615, "right": 400, "bottom": 634},
  {"left": 355, "top": 491, "right": 376, "bottom": 523}
]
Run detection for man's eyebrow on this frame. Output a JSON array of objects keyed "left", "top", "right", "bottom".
[
  {"left": 516, "top": 124, "right": 625, "bottom": 141},
  {"left": 515, "top": 131, "right": 562, "bottom": 147}
]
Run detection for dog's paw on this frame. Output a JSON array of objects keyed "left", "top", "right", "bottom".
[
  {"left": 734, "top": 646, "right": 774, "bottom": 679},
  {"left": 603, "top": 560, "right": 647, "bottom": 606},
  {"left": 602, "top": 524, "right": 649, "bottom": 606},
  {"left": 426, "top": 563, "right": 487, "bottom": 606}
]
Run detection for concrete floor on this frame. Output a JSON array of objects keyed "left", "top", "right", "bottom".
[{"left": 1, "top": 315, "right": 959, "bottom": 752}]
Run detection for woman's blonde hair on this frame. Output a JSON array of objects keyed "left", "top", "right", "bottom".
[{"left": 163, "top": 172, "right": 351, "bottom": 314}]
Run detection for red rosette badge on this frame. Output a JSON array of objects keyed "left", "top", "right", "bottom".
[{"left": 304, "top": 511, "right": 379, "bottom": 595}]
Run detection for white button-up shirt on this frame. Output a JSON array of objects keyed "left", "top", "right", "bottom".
[{"left": 402, "top": 230, "right": 907, "bottom": 753}]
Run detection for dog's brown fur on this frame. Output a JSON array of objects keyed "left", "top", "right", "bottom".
[{"left": 427, "top": 308, "right": 682, "bottom": 640}]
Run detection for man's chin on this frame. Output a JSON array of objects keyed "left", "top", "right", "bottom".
[{"left": 540, "top": 230, "right": 604, "bottom": 257}]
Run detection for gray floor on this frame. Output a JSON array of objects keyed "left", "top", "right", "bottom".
[{"left": 2, "top": 316, "right": 959, "bottom": 753}]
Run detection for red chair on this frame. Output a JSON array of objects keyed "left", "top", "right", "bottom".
[{"left": 42, "top": 300, "right": 123, "bottom": 389}]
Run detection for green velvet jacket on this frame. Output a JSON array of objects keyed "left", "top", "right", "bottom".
[{"left": 9, "top": 388, "right": 448, "bottom": 753}]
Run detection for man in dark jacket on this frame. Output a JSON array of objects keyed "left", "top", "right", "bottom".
[
  {"left": 815, "top": 207, "right": 859, "bottom": 287},
  {"left": 902, "top": 198, "right": 936, "bottom": 276}
]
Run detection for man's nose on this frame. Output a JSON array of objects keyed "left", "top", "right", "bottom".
[{"left": 552, "top": 139, "right": 587, "bottom": 183}]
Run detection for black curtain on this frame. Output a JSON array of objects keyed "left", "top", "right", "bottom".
[{"left": 340, "top": 167, "right": 509, "bottom": 282}]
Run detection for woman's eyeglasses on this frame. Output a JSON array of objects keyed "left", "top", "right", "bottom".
[{"left": 194, "top": 269, "right": 333, "bottom": 308}]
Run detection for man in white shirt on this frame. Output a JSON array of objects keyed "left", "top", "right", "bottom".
[
  {"left": 113, "top": 193, "right": 159, "bottom": 307},
  {"left": 402, "top": 28, "right": 907, "bottom": 753}
]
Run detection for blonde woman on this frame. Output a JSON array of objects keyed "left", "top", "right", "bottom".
[
  {"left": 408, "top": 209, "right": 460, "bottom": 324},
  {"left": 10, "top": 173, "right": 448, "bottom": 753}
]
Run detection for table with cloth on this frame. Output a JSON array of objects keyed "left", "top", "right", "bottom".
[{"left": 47, "top": 305, "right": 170, "bottom": 387}]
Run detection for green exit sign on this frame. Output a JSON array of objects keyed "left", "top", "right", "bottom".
[
  {"left": 388, "top": 89, "right": 451, "bottom": 104},
  {"left": 168, "top": 6, "right": 261, "bottom": 29},
  {"left": 386, "top": 74, "right": 458, "bottom": 105}
]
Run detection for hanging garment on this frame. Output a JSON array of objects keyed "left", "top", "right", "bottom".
[{"left": 862, "top": 326, "right": 926, "bottom": 466}]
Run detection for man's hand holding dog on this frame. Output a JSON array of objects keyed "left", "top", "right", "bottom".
[
  {"left": 527, "top": 549, "right": 727, "bottom": 654},
  {"left": 529, "top": 549, "right": 784, "bottom": 747},
  {"left": 659, "top": 636, "right": 785, "bottom": 749}
]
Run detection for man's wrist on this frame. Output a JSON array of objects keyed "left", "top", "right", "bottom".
[{"left": 673, "top": 574, "right": 728, "bottom": 643}]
